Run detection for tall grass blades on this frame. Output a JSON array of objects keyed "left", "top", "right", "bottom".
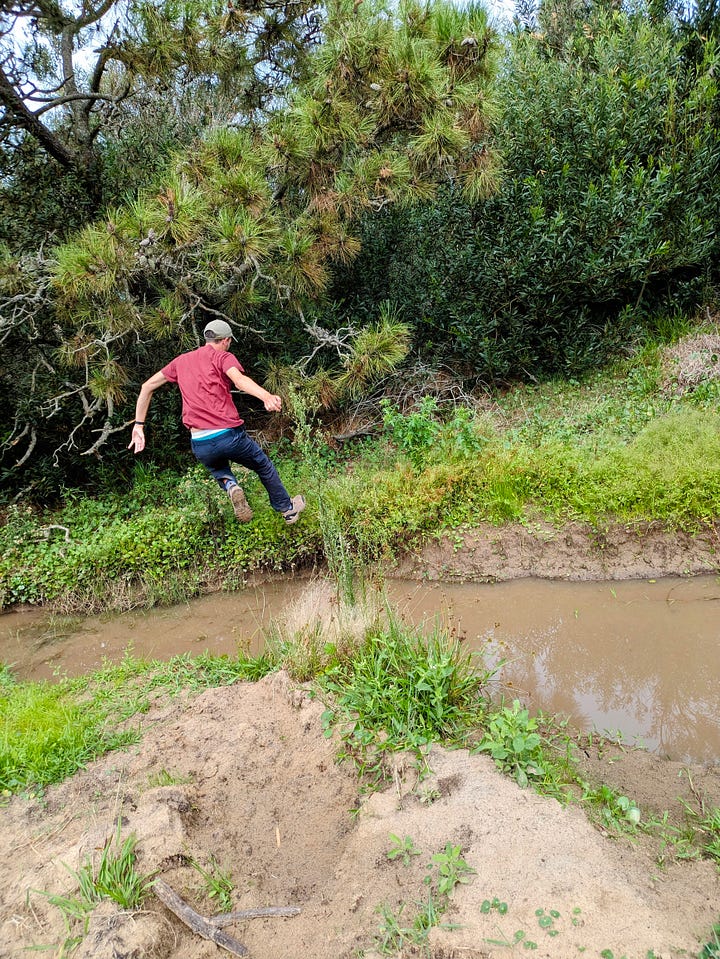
[
  {"left": 67, "top": 829, "right": 152, "bottom": 910},
  {"left": 265, "top": 578, "right": 382, "bottom": 681},
  {"left": 321, "top": 615, "right": 491, "bottom": 773},
  {"left": 35, "top": 825, "right": 153, "bottom": 956}
]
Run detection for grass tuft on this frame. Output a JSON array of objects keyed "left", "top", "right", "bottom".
[
  {"left": 319, "top": 613, "right": 491, "bottom": 779},
  {"left": 34, "top": 823, "right": 153, "bottom": 956}
]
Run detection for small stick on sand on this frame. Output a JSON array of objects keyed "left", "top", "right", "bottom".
[
  {"left": 153, "top": 879, "right": 301, "bottom": 957},
  {"left": 154, "top": 879, "right": 248, "bottom": 956}
]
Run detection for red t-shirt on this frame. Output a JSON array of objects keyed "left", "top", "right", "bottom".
[{"left": 161, "top": 345, "right": 245, "bottom": 430}]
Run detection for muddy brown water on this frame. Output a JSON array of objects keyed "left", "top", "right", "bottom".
[{"left": 1, "top": 575, "right": 719, "bottom": 763}]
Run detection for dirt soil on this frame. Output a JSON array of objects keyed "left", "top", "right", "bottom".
[
  {"left": 391, "top": 517, "right": 720, "bottom": 583},
  {"left": 1, "top": 525, "right": 719, "bottom": 959}
]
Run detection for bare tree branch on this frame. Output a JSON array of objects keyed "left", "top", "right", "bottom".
[
  {"left": 14, "top": 427, "right": 37, "bottom": 467},
  {"left": 0, "top": 64, "right": 79, "bottom": 168}
]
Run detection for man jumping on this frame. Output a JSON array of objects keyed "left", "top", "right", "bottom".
[{"left": 128, "top": 319, "right": 305, "bottom": 525}]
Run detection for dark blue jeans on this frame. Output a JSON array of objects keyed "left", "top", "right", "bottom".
[{"left": 190, "top": 427, "right": 292, "bottom": 512}]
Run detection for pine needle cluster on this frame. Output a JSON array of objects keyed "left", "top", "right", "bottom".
[{"left": 49, "top": 0, "right": 499, "bottom": 415}]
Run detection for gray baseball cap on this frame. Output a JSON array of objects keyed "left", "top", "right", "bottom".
[{"left": 203, "top": 320, "right": 234, "bottom": 340}]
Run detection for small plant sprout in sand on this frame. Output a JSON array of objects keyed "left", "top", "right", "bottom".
[
  {"left": 376, "top": 840, "right": 474, "bottom": 953},
  {"left": 581, "top": 783, "right": 642, "bottom": 831},
  {"left": 426, "top": 843, "right": 476, "bottom": 897},
  {"left": 189, "top": 854, "right": 235, "bottom": 913},
  {"left": 33, "top": 822, "right": 153, "bottom": 955},
  {"left": 387, "top": 834, "right": 421, "bottom": 866},
  {"left": 146, "top": 767, "right": 193, "bottom": 788},
  {"left": 480, "top": 896, "right": 509, "bottom": 916}
]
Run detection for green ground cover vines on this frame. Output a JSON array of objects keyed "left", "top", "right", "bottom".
[{"left": 2, "top": 327, "right": 719, "bottom": 612}]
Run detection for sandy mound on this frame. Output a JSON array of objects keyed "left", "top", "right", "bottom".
[{"left": 0, "top": 671, "right": 717, "bottom": 959}]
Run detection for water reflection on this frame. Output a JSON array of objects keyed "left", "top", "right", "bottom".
[
  {"left": 387, "top": 577, "right": 720, "bottom": 763},
  {"left": 2, "top": 576, "right": 719, "bottom": 763}
]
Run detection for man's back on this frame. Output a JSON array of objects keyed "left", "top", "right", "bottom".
[{"left": 161, "top": 344, "right": 245, "bottom": 430}]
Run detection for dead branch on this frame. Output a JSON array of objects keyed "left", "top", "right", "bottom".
[
  {"left": 82, "top": 417, "right": 134, "bottom": 457},
  {"left": 296, "top": 305, "right": 356, "bottom": 370},
  {"left": 153, "top": 879, "right": 249, "bottom": 956},
  {"left": 331, "top": 426, "right": 378, "bottom": 443},
  {"left": 208, "top": 905, "right": 302, "bottom": 928},
  {"left": 153, "top": 879, "right": 301, "bottom": 956},
  {"left": 14, "top": 427, "right": 36, "bottom": 468},
  {"left": 41, "top": 525, "right": 71, "bottom": 542}
]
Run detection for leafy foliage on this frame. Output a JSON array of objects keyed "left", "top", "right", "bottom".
[
  {"left": 331, "top": 9, "right": 720, "bottom": 379},
  {"left": 320, "top": 617, "right": 489, "bottom": 777},
  {"left": 476, "top": 699, "right": 547, "bottom": 788}
]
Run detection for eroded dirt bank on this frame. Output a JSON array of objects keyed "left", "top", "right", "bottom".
[
  {"left": 391, "top": 518, "right": 720, "bottom": 582},
  {"left": 1, "top": 524, "right": 719, "bottom": 959}
]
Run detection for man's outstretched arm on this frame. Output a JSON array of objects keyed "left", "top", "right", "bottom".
[
  {"left": 226, "top": 367, "right": 282, "bottom": 412},
  {"left": 128, "top": 371, "right": 169, "bottom": 453}
]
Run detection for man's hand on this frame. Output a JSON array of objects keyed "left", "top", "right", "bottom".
[
  {"left": 128, "top": 424, "right": 146, "bottom": 453},
  {"left": 128, "top": 372, "right": 167, "bottom": 453},
  {"left": 264, "top": 394, "right": 282, "bottom": 413}
]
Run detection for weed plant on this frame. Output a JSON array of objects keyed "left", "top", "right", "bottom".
[
  {"left": 319, "top": 614, "right": 491, "bottom": 778},
  {"left": 580, "top": 783, "right": 642, "bottom": 830},
  {"left": 189, "top": 854, "right": 235, "bottom": 913},
  {"left": 387, "top": 834, "right": 421, "bottom": 866},
  {"left": 428, "top": 842, "right": 477, "bottom": 897},
  {"left": 475, "top": 699, "right": 548, "bottom": 788},
  {"left": 376, "top": 839, "right": 472, "bottom": 953},
  {"left": 69, "top": 829, "right": 152, "bottom": 910},
  {"left": 35, "top": 824, "right": 153, "bottom": 956}
]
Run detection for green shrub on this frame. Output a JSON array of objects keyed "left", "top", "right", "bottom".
[
  {"left": 330, "top": 9, "right": 720, "bottom": 379},
  {"left": 476, "top": 699, "right": 547, "bottom": 788},
  {"left": 320, "top": 617, "right": 490, "bottom": 773}
]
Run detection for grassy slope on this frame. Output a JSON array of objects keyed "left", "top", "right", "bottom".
[{"left": 1, "top": 327, "right": 719, "bottom": 613}]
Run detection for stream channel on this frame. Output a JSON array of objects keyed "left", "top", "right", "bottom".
[{"left": 2, "top": 574, "right": 719, "bottom": 764}]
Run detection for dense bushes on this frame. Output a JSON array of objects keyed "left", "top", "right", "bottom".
[{"left": 331, "top": 11, "right": 720, "bottom": 380}]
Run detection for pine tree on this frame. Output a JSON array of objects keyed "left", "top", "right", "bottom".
[{"left": 0, "top": 0, "right": 500, "bottom": 474}]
